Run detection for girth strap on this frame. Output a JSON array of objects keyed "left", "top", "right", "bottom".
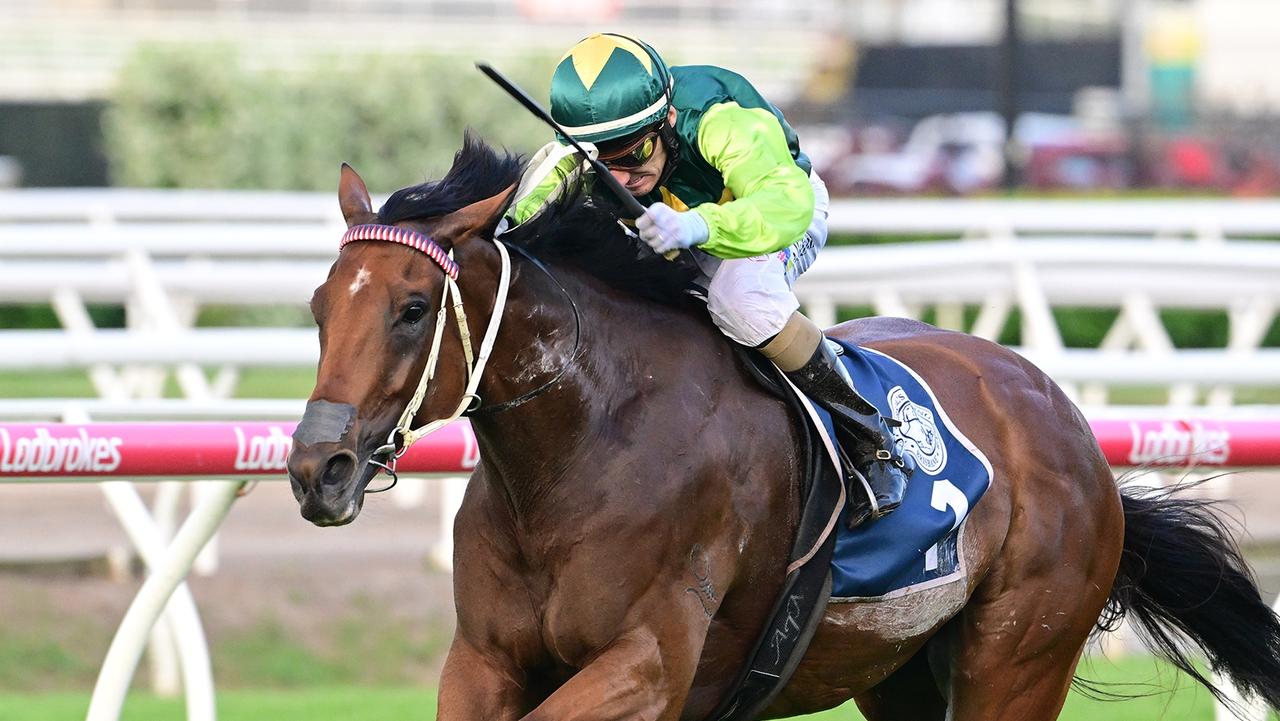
[{"left": 704, "top": 345, "right": 845, "bottom": 721}]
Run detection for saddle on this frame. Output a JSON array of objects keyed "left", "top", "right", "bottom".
[
  {"left": 690, "top": 297, "right": 993, "bottom": 717},
  {"left": 702, "top": 345, "right": 845, "bottom": 721}
]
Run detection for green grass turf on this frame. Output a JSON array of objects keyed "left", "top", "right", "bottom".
[
  {"left": 4, "top": 657, "right": 1273, "bottom": 721},
  {"left": 0, "top": 367, "right": 317, "bottom": 400}
]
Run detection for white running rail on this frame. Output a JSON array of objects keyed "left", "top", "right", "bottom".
[
  {"left": 3, "top": 191, "right": 1279, "bottom": 719},
  {"left": 3, "top": 192, "right": 1278, "bottom": 405}
]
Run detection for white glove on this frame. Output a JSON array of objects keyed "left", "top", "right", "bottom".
[{"left": 636, "top": 202, "right": 709, "bottom": 255}]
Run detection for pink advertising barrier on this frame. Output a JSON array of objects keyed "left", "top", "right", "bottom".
[
  {"left": 0, "top": 418, "right": 1275, "bottom": 480},
  {"left": 1091, "top": 418, "right": 1280, "bottom": 468},
  {"left": 0, "top": 421, "right": 478, "bottom": 480}
]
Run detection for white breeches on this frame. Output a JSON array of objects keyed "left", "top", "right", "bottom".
[{"left": 693, "top": 170, "right": 831, "bottom": 347}]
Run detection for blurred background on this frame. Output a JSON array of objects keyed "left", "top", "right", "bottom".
[
  {"left": 1, "top": 1, "right": 1279, "bottom": 720},
  {"left": 4, "top": 0, "right": 1280, "bottom": 194}
]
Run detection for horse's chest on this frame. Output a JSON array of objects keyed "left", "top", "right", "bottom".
[
  {"left": 458, "top": 575, "right": 600, "bottom": 673},
  {"left": 531, "top": 574, "right": 634, "bottom": 667}
]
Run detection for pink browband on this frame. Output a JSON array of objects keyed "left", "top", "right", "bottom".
[{"left": 339, "top": 224, "right": 459, "bottom": 280}]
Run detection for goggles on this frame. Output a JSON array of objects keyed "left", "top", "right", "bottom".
[{"left": 598, "top": 131, "right": 660, "bottom": 169}]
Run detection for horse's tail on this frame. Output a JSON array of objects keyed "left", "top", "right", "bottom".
[{"left": 1101, "top": 484, "right": 1280, "bottom": 711}]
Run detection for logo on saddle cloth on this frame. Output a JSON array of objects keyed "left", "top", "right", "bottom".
[
  {"left": 887, "top": 386, "right": 946, "bottom": 475},
  {"left": 812, "top": 343, "right": 993, "bottom": 601}
]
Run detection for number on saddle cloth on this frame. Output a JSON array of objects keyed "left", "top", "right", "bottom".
[{"left": 813, "top": 340, "right": 994, "bottom": 601}]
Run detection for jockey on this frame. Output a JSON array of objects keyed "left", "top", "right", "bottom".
[{"left": 506, "top": 33, "right": 913, "bottom": 526}]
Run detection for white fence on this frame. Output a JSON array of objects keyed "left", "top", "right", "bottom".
[
  {"left": 2, "top": 191, "right": 1279, "bottom": 406},
  {"left": 795, "top": 235, "right": 1280, "bottom": 406},
  {"left": 2, "top": 191, "right": 1278, "bottom": 721},
  {"left": 3, "top": 408, "right": 1277, "bottom": 721},
  {"left": 9, "top": 190, "right": 1280, "bottom": 232}
]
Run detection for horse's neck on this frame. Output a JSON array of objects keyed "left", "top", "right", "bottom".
[{"left": 468, "top": 248, "right": 708, "bottom": 519}]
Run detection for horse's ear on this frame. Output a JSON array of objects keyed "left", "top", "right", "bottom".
[
  {"left": 338, "top": 163, "right": 375, "bottom": 228},
  {"left": 432, "top": 184, "right": 517, "bottom": 245}
]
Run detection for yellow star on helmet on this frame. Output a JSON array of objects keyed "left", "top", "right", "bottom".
[{"left": 564, "top": 33, "right": 652, "bottom": 91}]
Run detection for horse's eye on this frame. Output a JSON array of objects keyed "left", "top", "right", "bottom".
[{"left": 401, "top": 303, "right": 427, "bottom": 325}]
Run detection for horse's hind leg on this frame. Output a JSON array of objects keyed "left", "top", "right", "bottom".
[
  {"left": 853, "top": 646, "right": 947, "bottom": 721},
  {"left": 942, "top": 517, "right": 1121, "bottom": 718},
  {"left": 946, "top": 621, "right": 1087, "bottom": 720}
]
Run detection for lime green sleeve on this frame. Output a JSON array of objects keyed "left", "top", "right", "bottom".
[
  {"left": 692, "top": 102, "right": 815, "bottom": 258},
  {"left": 508, "top": 141, "right": 595, "bottom": 226}
]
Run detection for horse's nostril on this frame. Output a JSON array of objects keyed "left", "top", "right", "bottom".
[{"left": 320, "top": 451, "right": 357, "bottom": 487}]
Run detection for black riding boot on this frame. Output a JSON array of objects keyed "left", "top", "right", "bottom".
[{"left": 785, "top": 339, "right": 914, "bottom": 528}]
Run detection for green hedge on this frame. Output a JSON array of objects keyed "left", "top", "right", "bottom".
[{"left": 103, "top": 44, "right": 553, "bottom": 191}]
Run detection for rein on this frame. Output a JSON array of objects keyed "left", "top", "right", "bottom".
[
  {"left": 467, "top": 242, "right": 582, "bottom": 416},
  {"left": 337, "top": 223, "right": 581, "bottom": 490}
]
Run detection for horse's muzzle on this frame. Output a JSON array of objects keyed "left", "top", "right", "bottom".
[
  {"left": 287, "top": 443, "right": 369, "bottom": 525},
  {"left": 288, "top": 400, "right": 372, "bottom": 525}
]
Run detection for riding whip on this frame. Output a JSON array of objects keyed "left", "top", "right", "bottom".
[
  {"left": 476, "top": 62, "right": 650, "bottom": 217},
  {"left": 478, "top": 62, "right": 687, "bottom": 261}
]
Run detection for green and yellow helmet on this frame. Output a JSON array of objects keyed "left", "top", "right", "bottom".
[{"left": 550, "top": 33, "right": 673, "bottom": 145}]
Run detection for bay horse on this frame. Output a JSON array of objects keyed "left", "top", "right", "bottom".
[{"left": 287, "top": 136, "right": 1280, "bottom": 720}]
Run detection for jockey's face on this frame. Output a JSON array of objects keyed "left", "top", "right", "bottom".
[
  {"left": 604, "top": 107, "right": 677, "bottom": 197},
  {"left": 607, "top": 140, "right": 666, "bottom": 196}
]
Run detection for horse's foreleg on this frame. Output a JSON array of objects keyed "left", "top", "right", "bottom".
[
  {"left": 437, "top": 636, "right": 528, "bottom": 721},
  {"left": 519, "top": 626, "right": 700, "bottom": 721}
]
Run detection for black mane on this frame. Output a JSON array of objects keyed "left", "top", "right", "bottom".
[
  {"left": 378, "top": 132, "right": 523, "bottom": 224},
  {"left": 379, "top": 133, "right": 698, "bottom": 305}
]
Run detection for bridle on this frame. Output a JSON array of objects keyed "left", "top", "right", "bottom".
[
  {"left": 336, "top": 222, "right": 580, "bottom": 491},
  {"left": 468, "top": 242, "right": 582, "bottom": 416}
]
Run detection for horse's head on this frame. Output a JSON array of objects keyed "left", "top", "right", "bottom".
[{"left": 287, "top": 162, "right": 511, "bottom": 526}]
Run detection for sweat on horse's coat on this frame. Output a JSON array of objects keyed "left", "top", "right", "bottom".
[{"left": 288, "top": 134, "right": 1280, "bottom": 721}]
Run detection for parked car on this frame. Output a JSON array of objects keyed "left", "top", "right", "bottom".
[
  {"left": 814, "top": 112, "right": 1280, "bottom": 196},
  {"left": 1023, "top": 139, "right": 1134, "bottom": 190},
  {"left": 822, "top": 112, "right": 1006, "bottom": 195}
]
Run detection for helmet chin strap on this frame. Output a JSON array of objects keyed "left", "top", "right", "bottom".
[{"left": 655, "top": 113, "right": 681, "bottom": 189}]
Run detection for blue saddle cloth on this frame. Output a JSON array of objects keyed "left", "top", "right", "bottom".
[{"left": 808, "top": 340, "right": 994, "bottom": 601}]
